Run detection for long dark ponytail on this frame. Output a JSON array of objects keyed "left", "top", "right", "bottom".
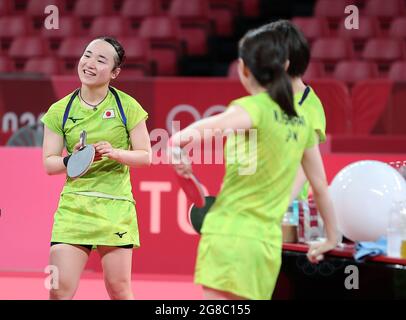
[{"left": 239, "top": 28, "right": 297, "bottom": 118}]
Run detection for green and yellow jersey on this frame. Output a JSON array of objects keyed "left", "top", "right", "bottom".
[
  {"left": 295, "top": 86, "right": 326, "bottom": 200},
  {"left": 41, "top": 87, "right": 148, "bottom": 202},
  {"left": 200, "top": 91, "right": 317, "bottom": 248}
]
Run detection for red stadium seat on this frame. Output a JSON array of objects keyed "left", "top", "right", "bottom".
[
  {"left": 12, "top": 0, "right": 28, "bottom": 11},
  {"left": 169, "top": 0, "right": 211, "bottom": 56},
  {"left": 303, "top": 62, "right": 326, "bottom": 82},
  {"left": 208, "top": 0, "right": 239, "bottom": 37},
  {"left": 58, "top": 37, "right": 92, "bottom": 74},
  {"left": 311, "top": 38, "right": 354, "bottom": 73},
  {"left": 41, "top": 16, "right": 83, "bottom": 50},
  {"left": 388, "top": 61, "right": 406, "bottom": 81},
  {"left": 208, "top": 0, "right": 239, "bottom": 14},
  {"left": 0, "top": 16, "right": 32, "bottom": 51},
  {"left": 352, "top": 0, "right": 367, "bottom": 9},
  {"left": 26, "top": 0, "right": 67, "bottom": 15},
  {"left": 26, "top": 0, "right": 68, "bottom": 28},
  {"left": 73, "top": 0, "right": 116, "bottom": 28},
  {"left": 362, "top": 38, "right": 405, "bottom": 74},
  {"left": 337, "top": 16, "right": 381, "bottom": 57},
  {"left": 58, "top": 37, "right": 91, "bottom": 59},
  {"left": 0, "top": 55, "right": 14, "bottom": 72},
  {"left": 241, "top": 0, "right": 260, "bottom": 17},
  {"left": 333, "top": 61, "right": 379, "bottom": 86},
  {"left": 9, "top": 37, "right": 49, "bottom": 70},
  {"left": 307, "top": 79, "right": 352, "bottom": 134},
  {"left": 9, "top": 37, "right": 48, "bottom": 59},
  {"left": 209, "top": 6, "right": 234, "bottom": 37},
  {"left": 160, "top": 0, "right": 172, "bottom": 10},
  {"left": 89, "top": 16, "right": 132, "bottom": 38},
  {"left": 291, "top": 17, "right": 329, "bottom": 44},
  {"left": 24, "top": 57, "right": 62, "bottom": 75},
  {"left": 0, "top": 0, "right": 10, "bottom": 15},
  {"left": 121, "top": 0, "right": 162, "bottom": 30},
  {"left": 389, "top": 18, "right": 406, "bottom": 39},
  {"left": 351, "top": 79, "right": 393, "bottom": 134},
  {"left": 139, "top": 16, "right": 182, "bottom": 75},
  {"left": 364, "top": 0, "right": 406, "bottom": 30},
  {"left": 118, "top": 37, "right": 151, "bottom": 76},
  {"left": 227, "top": 59, "right": 239, "bottom": 78},
  {"left": 313, "top": 0, "right": 353, "bottom": 31}
]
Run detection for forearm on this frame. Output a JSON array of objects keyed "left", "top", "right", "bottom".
[
  {"left": 115, "top": 149, "right": 151, "bottom": 168},
  {"left": 44, "top": 155, "right": 67, "bottom": 175},
  {"left": 172, "top": 118, "right": 221, "bottom": 147},
  {"left": 290, "top": 165, "right": 307, "bottom": 203},
  {"left": 313, "top": 188, "right": 341, "bottom": 245},
  {"left": 171, "top": 107, "right": 253, "bottom": 147}
]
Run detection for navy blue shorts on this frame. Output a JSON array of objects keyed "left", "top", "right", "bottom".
[{"left": 50, "top": 242, "right": 133, "bottom": 250}]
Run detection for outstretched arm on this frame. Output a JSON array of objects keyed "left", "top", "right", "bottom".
[{"left": 170, "top": 105, "right": 253, "bottom": 148}]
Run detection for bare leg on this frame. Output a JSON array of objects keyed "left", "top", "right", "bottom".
[
  {"left": 48, "top": 244, "right": 90, "bottom": 300},
  {"left": 202, "top": 286, "right": 247, "bottom": 300},
  {"left": 98, "top": 246, "right": 134, "bottom": 300}
]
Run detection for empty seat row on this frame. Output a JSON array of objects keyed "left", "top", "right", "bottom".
[
  {"left": 314, "top": 0, "right": 406, "bottom": 28},
  {"left": 292, "top": 17, "right": 406, "bottom": 42},
  {"left": 1, "top": 0, "right": 257, "bottom": 16},
  {"left": 304, "top": 61, "right": 406, "bottom": 83},
  {"left": 310, "top": 38, "right": 406, "bottom": 73},
  {"left": 0, "top": 34, "right": 180, "bottom": 76},
  {"left": 0, "top": 0, "right": 259, "bottom": 37},
  {"left": 227, "top": 59, "right": 406, "bottom": 83},
  {"left": 0, "top": 14, "right": 212, "bottom": 53}
]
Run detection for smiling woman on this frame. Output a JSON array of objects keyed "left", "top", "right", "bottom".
[{"left": 40, "top": 37, "right": 152, "bottom": 300}]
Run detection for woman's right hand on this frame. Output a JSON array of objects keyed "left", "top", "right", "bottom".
[
  {"left": 167, "top": 144, "right": 193, "bottom": 178},
  {"left": 173, "top": 162, "right": 193, "bottom": 178}
]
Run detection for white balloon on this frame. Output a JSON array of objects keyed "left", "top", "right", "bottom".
[{"left": 329, "top": 160, "right": 406, "bottom": 242}]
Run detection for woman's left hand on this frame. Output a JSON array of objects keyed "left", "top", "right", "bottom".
[
  {"left": 306, "top": 240, "right": 337, "bottom": 264},
  {"left": 94, "top": 141, "right": 121, "bottom": 161}
]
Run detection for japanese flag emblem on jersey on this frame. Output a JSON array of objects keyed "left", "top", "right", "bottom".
[{"left": 103, "top": 109, "right": 115, "bottom": 119}]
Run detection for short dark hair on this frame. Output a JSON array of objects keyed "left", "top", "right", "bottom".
[
  {"left": 96, "top": 36, "right": 126, "bottom": 70},
  {"left": 262, "top": 20, "right": 310, "bottom": 77}
]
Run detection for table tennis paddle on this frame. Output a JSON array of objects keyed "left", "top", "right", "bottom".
[
  {"left": 67, "top": 130, "right": 95, "bottom": 179},
  {"left": 189, "top": 196, "right": 216, "bottom": 234},
  {"left": 169, "top": 145, "right": 206, "bottom": 208}
]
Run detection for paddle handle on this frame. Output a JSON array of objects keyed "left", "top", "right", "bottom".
[{"left": 79, "top": 130, "right": 87, "bottom": 149}]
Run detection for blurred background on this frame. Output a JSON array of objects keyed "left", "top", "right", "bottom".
[
  {"left": 0, "top": 0, "right": 406, "bottom": 148},
  {"left": 0, "top": 0, "right": 406, "bottom": 299}
]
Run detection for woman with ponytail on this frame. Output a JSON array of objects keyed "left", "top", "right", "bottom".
[
  {"left": 170, "top": 26, "right": 339, "bottom": 300},
  {"left": 263, "top": 20, "right": 328, "bottom": 203}
]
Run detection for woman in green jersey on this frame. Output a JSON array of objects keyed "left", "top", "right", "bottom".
[
  {"left": 170, "top": 27, "right": 339, "bottom": 300},
  {"left": 264, "top": 20, "right": 327, "bottom": 202},
  {"left": 41, "top": 37, "right": 151, "bottom": 300}
]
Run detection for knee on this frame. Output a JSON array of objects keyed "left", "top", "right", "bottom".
[
  {"left": 49, "top": 278, "right": 78, "bottom": 300},
  {"left": 49, "top": 282, "right": 77, "bottom": 300},
  {"left": 105, "top": 278, "right": 133, "bottom": 300}
]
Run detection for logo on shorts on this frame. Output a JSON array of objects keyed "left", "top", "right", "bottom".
[
  {"left": 103, "top": 109, "right": 115, "bottom": 119},
  {"left": 114, "top": 232, "right": 127, "bottom": 238}
]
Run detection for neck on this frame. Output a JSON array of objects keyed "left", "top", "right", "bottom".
[
  {"left": 250, "top": 86, "right": 266, "bottom": 95},
  {"left": 291, "top": 77, "right": 307, "bottom": 95},
  {"left": 247, "top": 78, "right": 267, "bottom": 95},
  {"left": 80, "top": 84, "right": 109, "bottom": 105}
]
